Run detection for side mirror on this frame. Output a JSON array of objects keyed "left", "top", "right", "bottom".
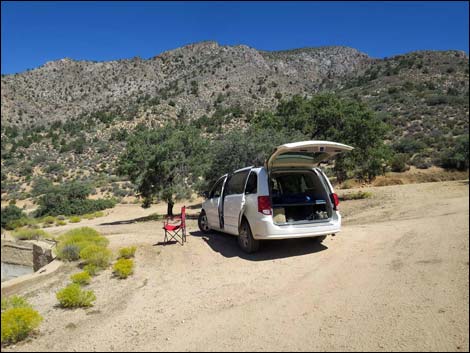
[{"left": 202, "top": 191, "right": 210, "bottom": 199}]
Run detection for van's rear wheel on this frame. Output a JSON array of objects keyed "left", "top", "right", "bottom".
[
  {"left": 238, "top": 219, "right": 259, "bottom": 253},
  {"left": 198, "top": 210, "right": 210, "bottom": 234}
]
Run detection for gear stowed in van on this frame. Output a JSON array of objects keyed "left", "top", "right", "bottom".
[{"left": 270, "top": 172, "right": 331, "bottom": 224}]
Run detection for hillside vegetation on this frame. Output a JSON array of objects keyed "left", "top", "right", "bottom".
[{"left": 1, "top": 42, "right": 468, "bottom": 205}]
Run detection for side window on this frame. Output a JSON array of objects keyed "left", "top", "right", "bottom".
[
  {"left": 245, "top": 172, "right": 257, "bottom": 194},
  {"left": 225, "top": 170, "right": 250, "bottom": 195},
  {"left": 209, "top": 178, "right": 224, "bottom": 199}
]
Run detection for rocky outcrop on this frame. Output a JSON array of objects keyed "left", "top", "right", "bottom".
[
  {"left": 1, "top": 240, "right": 33, "bottom": 267},
  {"left": 1, "top": 239, "right": 55, "bottom": 272},
  {"left": 32, "top": 244, "right": 54, "bottom": 272}
]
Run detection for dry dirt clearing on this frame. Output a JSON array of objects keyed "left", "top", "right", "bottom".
[{"left": 3, "top": 181, "right": 469, "bottom": 352}]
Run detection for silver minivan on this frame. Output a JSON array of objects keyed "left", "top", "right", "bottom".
[{"left": 198, "top": 140, "right": 353, "bottom": 253}]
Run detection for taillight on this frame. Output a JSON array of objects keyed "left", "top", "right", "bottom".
[
  {"left": 330, "top": 193, "right": 339, "bottom": 210},
  {"left": 258, "top": 196, "right": 272, "bottom": 215}
]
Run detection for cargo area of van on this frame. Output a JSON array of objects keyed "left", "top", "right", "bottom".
[{"left": 269, "top": 170, "right": 333, "bottom": 225}]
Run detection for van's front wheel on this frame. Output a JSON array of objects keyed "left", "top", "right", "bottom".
[{"left": 238, "top": 219, "right": 260, "bottom": 253}]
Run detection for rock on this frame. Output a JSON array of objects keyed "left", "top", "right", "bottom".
[
  {"left": 1, "top": 240, "right": 34, "bottom": 267},
  {"left": 33, "top": 244, "right": 54, "bottom": 272}
]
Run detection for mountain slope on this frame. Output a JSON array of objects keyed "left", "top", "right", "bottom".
[
  {"left": 1, "top": 42, "right": 468, "bottom": 202},
  {"left": 1, "top": 42, "right": 371, "bottom": 127}
]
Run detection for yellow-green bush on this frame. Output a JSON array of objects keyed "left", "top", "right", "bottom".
[
  {"left": 82, "top": 213, "right": 94, "bottom": 220},
  {"left": 83, "top": 264, "right": 99, "bottom": 276},
  {"left": 5, "top": 217, "right": 38, "bottom": 231},
  {"left": 41, "top": 216, "right": 56, "bottom": 225},
  {"left": 340, "top": 179, "right": 359, "bottom": 189},
  {"left": 113, "top": 258, "right": 134, "bottom": 279},
  {"left": 92, "top": 211, "right": 104, "bottom": 218},
  {"left": 118, "top": 246, "right": 137, "bottom": 259},
  {"left": 12, "top": 228, "right": 48, "bottom": 241},
  {"left": 1, "top": 295, "right": 31, "bottom": 311},
  {"left": 55, "top": 220, "right": 67, "bottom": 226},
  {"left": 69, "top": 216, "right": 81, "bottom": 223},
  {"left": 80, "top": 245, "right": 112, "bottom": 268},
  {"left": 70, "top": 271, "right": 91, "bottom": 286},
  {"left": 1, "top": 307, "right": 43, "bottom": 345},
  {"left": 55, "top": 227, "right": 108, "bottom": 261},
  {"left": 56, "top": 284, "right": 96, "bottom": 308}
]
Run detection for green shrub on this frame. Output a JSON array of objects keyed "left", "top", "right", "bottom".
[
  {"left": 55, "top": 227, "right": 108, "bottom": 261},
  {"left": 390, "top": 154, "right": 410, "bottom": 172},
  {"left": 393, "top": 137, "right": 426, "bottom": 154},
  {"left": 411, "top": 154, "right": 432, "bottom": 169},
  {"left": 58, "top": 227, "right": 108, "bottom": 246},
  {"left": 1, "top": 205, "right": 26, "bottom": 230},
  {"left": 340, "top": 191, "right": 373, "bottom": 201},
  {"left": 37, "top": 194, "right": 116, "bottom": 216},
  {"left": 83, "top": 264, "right": 100, "bottom": 277},
  {"left": 92, "top": 211, "right": 104, "bottom": 218},
  {"left": 1, "top": 296, "right": 31, "bottom": 311},
  {"left": 340, "top": 180, "right": 358, "bottom": 189},
  {"left": 426, "top": 95, "right": 449, "bottom": 106},
  {"left": 438, "top": 135, "right": 469, "bottom": 171},
  {"left": 1, "top": 307, "right": 43, "bottom": 345},
  {"left": 79, "top": 245, "right": 112, "bottom": 268},
  {"left": 4, "top": 217, "right": 31, "bottom": 230},
  {"left": 70, "top": 271, "right": 91, "bottom": 286},
  {"left": 44, "top": 162, "right": 65, "bottom": 174},
  {"left": 58, "top": 244, "right": 81, "bottom": 261},
  {"left": 118, "top": 246, "right": 136, "bottom": 259},
  {"left": 69, "top": 216, "right": 81, "bottom": 223},
  {"left": 56, "top": 284, "right": 96, "bottom": 308},
  {"left": 113, "top": 258, "right": 134, "bottom": 279},
  {"left": 12, "top": 228, "right": 48, "bottom": 241},
  {"left": 41, "top": 216, "right": 56, "bottom": 225},
  {"left": 30, "top": 177, "right": 55, "bottom": 197},
  {"left": 55, "top": 220, "right": 67, "bottom": 226},
  {"left": 82, "top": 213, "right": 95, "bottom": 220},
  {"left": 35, "top": 180, "right": 116, "bottom": 217}
]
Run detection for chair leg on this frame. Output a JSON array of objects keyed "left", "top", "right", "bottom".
[{"left": 163, "top": 229, "right": 186, "bottom": 245}]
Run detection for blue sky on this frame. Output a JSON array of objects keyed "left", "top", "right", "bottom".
[{"left": 1, "top": 1, "right": 469, "bottom": 74}]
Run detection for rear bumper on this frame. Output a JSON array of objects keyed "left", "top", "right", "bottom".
[{"left": 251, "top": 212, "right": 341, "bottom": 240}]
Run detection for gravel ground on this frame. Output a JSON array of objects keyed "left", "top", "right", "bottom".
[{"left": 3, "top": 180, "right": 469, "bottom": 352}]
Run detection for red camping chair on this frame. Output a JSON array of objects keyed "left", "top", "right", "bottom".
[{"left": 163, "top": 206, "right": 187, "bottom": 245}]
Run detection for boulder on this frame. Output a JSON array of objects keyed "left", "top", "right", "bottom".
[{"left": 32, "top": 244, "right": 54, "bottom": 272}]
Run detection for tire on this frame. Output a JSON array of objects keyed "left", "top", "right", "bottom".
[
  {"left": 314, "top": 235, "right": 327, "bottom": 243},
  {"left": 198, "top": 210, "right": 210, "bottom": 234},
  {"left": 238, "top": 218, "right": 260, "bottom": 253}
]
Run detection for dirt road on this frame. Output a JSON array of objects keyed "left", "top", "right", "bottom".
[{"left": 4, "top": 181, "right": 469, "bottom": 351}]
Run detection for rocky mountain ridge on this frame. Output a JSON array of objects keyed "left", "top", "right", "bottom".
[{"left": 1, "top": 42, "right": 373, "bottom": 127}]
